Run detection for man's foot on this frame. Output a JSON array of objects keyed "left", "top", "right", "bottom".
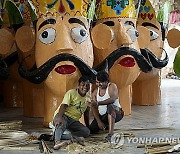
[
  {"left": 73, "top": 136, "right": 85, "bottom": 146},
  {"left": 105, "top": 133, "right": 113, "bottom": 142},
  {"left": 53, "top": 140, "right": 71, "bottom": 150}
]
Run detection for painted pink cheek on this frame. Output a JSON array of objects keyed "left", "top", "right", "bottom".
[
  {"left": 119, "top": 57, "right": 135, "bottom": 67},
  {"left": 55, "top": 65, "right": 76, "bottom": 74}
]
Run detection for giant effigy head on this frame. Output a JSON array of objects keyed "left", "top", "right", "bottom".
[
  {"left": 137, "top": 0, "right": 169, "bottom": 71},
  {"left": 91, "top": 0, "right": 152, "bottom": 88},
  {"left": 18, "top": 0, "right": 97, "bottom": 96},
  {"left": 0, "top": 0, "right": 25, "bottom": 80}
]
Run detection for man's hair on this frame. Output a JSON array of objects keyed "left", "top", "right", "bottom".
[
  {"left": 96, "top": 71, "right": 109, "bottom": 82},
  {"left": 78, "top": 76, "right": 90, "bottom": 84}
]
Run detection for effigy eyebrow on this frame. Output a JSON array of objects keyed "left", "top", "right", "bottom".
[
  {"left": 68, "top": 18, "right": 87, "bottom": 30},
  {"left": 38, "top": 18, "right": 56, "bottom": 31},
  {"left": 142, "top": 22, "right": 159, "bottom": 30},
  {"left": 103, "top": 21, "right": 115, "bottom": 26}
]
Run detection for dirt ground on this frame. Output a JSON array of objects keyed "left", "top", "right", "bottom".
[{"left": 0, "top": 79, "right": 180, "bottom": 154}]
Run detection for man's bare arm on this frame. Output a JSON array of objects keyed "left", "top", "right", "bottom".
[
  {"left": 84, "top": 107, "right": 90, "bottom": 128},
  {"left": 98, "top": 83, "right": 118, "bottom": 105},
  {"left": 91, "top": 89, "right": 105, "bottom": 129}
]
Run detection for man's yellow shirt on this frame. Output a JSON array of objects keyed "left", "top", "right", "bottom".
[{"left": 54, "top": 89, "right": 88, "bottom": 121}]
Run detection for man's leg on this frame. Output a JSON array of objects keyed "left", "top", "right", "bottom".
[
  {"left": 115, "top": 108, "right": 124, "bottom": 123},
  {"left": 68, "top": 120, "right": 90, "bottom": 138},
  {"left": 108, "top": 113, "right": 115, "bottom": 135},
  {"left": 53, "top": 114, "right": 71, "bottom": 149},
  {"left": 105, "top": 104, "right": 124, "bottom": 141},
  {"left": 89, "top": 118, "right": 100, "bottom": 134},
  {"left": 89, "top": 114, "right": 108, "bottom": 134},
  {"left": 90, "top": 104, "right": 106, "bottom": 133}
]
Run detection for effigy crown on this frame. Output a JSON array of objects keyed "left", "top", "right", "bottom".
[
  {"left": 138, "top": 0, "right": 156, "bottom": 24},
  {"left": 96, "top": 0, "right": 140, "bottom": 20},
  {"left": 31, "top": 0, "right": 95, "bottom": 19}
]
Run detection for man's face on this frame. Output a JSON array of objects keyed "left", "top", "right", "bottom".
[
  {"left": 96, "top": 78, "right": 108, "bottom": 89},
  {"left": 35, "top": 16, "right": 93, "bottom": 96},
  {"left": 78, "top": 80, "right": 90, "bottom": 95}
]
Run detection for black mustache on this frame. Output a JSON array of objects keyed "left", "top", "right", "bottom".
[
  {"left": 18, "top": 53, "right": 97, "bottom": 84},
  {"left": 94, "top": 47, "right": 153, "bottom": 72},
  {"left": 140, "top": 48, "right": 168, "bottom": 69},
  {"left": 4, "top": 51, "right": 19, "bottom": 66},
  {"left": 0, "top": 56, "right": 9, "bottom": 80},
  {"left": 0, "top": 51, "right": 18, "bottom": 80}
]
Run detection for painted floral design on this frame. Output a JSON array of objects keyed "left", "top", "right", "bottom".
[
  {"left": 46, "top": 0, "right": 75, "bottom": 13},
  {"left": 106, "top": 0, "right": 129, "bottom": 15}
]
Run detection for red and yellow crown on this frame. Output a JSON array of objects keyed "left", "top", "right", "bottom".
[
  {"left": 138, "top": 0, "right": 156, "bottom": 24},
  {"left": 31, "top": 0, "right": 90, "bottom": 18}
]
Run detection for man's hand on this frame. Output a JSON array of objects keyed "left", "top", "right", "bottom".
[
  {"left": 55, "top": 117, "right": 63, "bottom": 126},
  {"left": 97, "top": 121, "right": 105, "bottom": 130},
  {"left": 91, "top": 100, "right": 98, "bottom": 107}
]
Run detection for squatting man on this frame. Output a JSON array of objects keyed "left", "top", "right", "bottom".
[{"left": 53, "top": 72, "right": 124, "bottom": 150}]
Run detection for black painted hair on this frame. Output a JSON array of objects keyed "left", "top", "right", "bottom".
[
  {"left": 96, "top": 71, "right": 109, "bottom": 82},
  {"left": 78, "top": 76, "right": 90, "bottom": 84},
  {"left": 159, "top": 22, "right": 167, "bottom": 41}
]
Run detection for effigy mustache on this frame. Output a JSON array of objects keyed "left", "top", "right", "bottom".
[
  {"left": 140, "top": 48, "right": 168, "bottom": 69},
  {"left": 18, "top": 53, "right": 97, "bottom": 84},
  {"left": 0, "top": 51, "right": 18, "bottom": 80},
  {"left": 0, "top": 56, "right": 9, "bottom": 80},
  {"left": 94, "top": 47, "right": 153, "bottom": 72}
]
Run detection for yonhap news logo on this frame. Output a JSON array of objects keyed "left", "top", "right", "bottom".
[
  {"left": 110, "top": 133, "right": 125, "bottom": 148},
  {"left": 110, "top": 133, "right": 180, "bottom": 148}
]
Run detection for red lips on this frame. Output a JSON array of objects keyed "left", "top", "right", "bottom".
[
  {"left": 119, "top": 57, "right": 135, "bottom": 67},
  {"left": 55, "top": 65, "right": 76, "bottom": 74}
]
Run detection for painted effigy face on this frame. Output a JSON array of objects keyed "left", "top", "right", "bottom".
[
  {"left": 132, "top": 0, "right": 170, "bottom": 106},
  {"left": 137, "top": 0, "right": 169, "bottom": 73},
  {"left": 141, "top": 21, "right": 163, "bottom": 58},
  {"left": 0, "top": 28, "right": 19, "bottom": 80},
  {"left": 0, "top": 0, "right": 34, "bottom": 80},
  {"left": 92, "top": 18, "right": 152, "bottom": 88},
  {"left": 92, "top": 19, "right": 140, "bottom": 86},
  {"left": 36, "top": 16, "right": 93, "bottom": 69},
  {"left": 19, "top": 16, "right": 94, "bottom": 96},
  {"left": 91, "top": 0, "right": 152, "bottom": 88}
]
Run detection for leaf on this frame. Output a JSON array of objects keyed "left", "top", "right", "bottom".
[
  {"left": 87, "top": 0, "right": 96, "bottom": 20},
  {"left": 157, "top": 1, "right": 171, "bottom": 25},
  {"left": 0, "top": 16, "right": 3, "bottom": 26},
  {"left": 46, "top": 0, "right": 58, "bottom": 9},
  {"left": 174, "top": 48, "right": 180, "bottom": 77},
  {"left": 27, "top": 0, "right": 37, "bottom": 22},
  {"left": 5, "top": 0, "right": 24, "bottom": 25},
  {"left": 0, "top": 0, "right": 5, "bottom": 9}
]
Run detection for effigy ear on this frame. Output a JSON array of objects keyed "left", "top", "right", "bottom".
[
  {"left": 15, "top": 26, "right": 35, "bottom": 53},
  {"left": 0, "top": 28, "right": 15, "bottom": 56},
  {"left": 137, "top": 26, "right": 150, "bottom": 49},
  {"left": 91, "top": 23, "right": 114, "bottom": 50},
  {"left": 166, "top": 28, "right": 180, "bottom": 48}
]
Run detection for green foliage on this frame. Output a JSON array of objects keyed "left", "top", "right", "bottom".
[
  {"left": 157, "top": 0, "right": 171, "bottom": 25},
  {"left": 46, "top": 0, "right": 58, "bottom": 9},
  {"left": 6, "top": 0, "right": 24, "bottom": 25},
  {"left": 0, "top": 16, "right": 2, "bottom": 26},
  {"left": 174, "top": 48, "right": 180, "bottom": 77},
  {"left": 87, "top": 0, "right": 96, "bottom": 20},
  {"left": 27, "top": 0, "right": 37, "bottom": 22}
]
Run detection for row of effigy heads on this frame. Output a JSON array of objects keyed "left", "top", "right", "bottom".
[{"left": 0, "top": 0, "right": 180, "bottom": 127}]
